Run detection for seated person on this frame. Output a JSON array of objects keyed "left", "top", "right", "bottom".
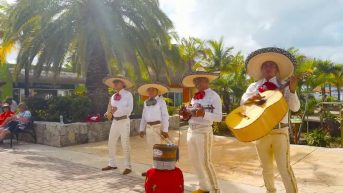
[
  {"left": 0, "top": 103, "right": 31, "bottom": 141},
  {"left": 0, "top": 103, "right": 15, "bottom": 125},
  {"left": 5, "top": 97, "right": 18, "bottom": 112}
]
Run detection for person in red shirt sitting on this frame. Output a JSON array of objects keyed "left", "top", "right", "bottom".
[{"left": 0, "top": 103, "right": 15, "bottom": 125}]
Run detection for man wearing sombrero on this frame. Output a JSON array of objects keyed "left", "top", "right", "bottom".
[
  {"left": 241, "top": 47, "right": 300, "bottom": 193},
  {"left": 182, "top": 67, "right": 222, "bottom": 193},
  {"left": 137, "top": 82, "right": 170, "bottom": 176},
  {"left": 102, "top": 76, "right": 134, "bottom": 175}
]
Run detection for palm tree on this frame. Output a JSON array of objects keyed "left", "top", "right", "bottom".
[
  {"left": 211, "top": 51, "right": 250, "bottom": 111},
  {"left": 179, "top": 37, "right": 206, "bottom": 72},
  {"left": 330, "top": 64, "right": 343, "bottom": 101},
  {"left": 1, "top": 0, "right": 174, "bottom": 113},
  {"left": 315, "top": 60, "right": 335, "bottom": 100},
  {"left": 205, "top": 37, "right": 233, "bottom": 71}
]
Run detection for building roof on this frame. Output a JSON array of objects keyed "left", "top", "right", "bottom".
[{"left": 9, "top": 68, "right": 85, "bottom": 85}]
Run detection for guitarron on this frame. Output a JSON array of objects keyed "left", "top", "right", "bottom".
[{"left": 225, "top": 90, "right": 288, "bottom": 142}]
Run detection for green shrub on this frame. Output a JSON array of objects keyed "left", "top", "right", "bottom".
[
  {"left": 26, "top": 97, "right": 49, "bottom": 121},
  {"left": 305, "top": 129, "right": 331, "bottom": 147},
  {"left": 74, "top": 84, "right": 87, "bottom": 96},
  {"left": 27, "top": 95, "right": 91, "bottom": 123},
  {"left": 213, "top": 121, "right": 232, "bottom": 136},
  {"left": 167, "top": 106, "right": 178, "bottom": 115},
  {"left": 306, "top": 97, "right": 318, "bottom": 115}
]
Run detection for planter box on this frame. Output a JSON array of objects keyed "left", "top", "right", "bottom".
[{"left": 19, "top": 115, "right": 180, "bottom": 147}]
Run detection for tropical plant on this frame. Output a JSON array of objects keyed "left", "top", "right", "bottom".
[
  {"left": 1, "top": 0, "right": 175, "bottom": 113},
  {"left": 211, "top": 51, "right": 251, "bottom": 111},
  {"left": 205, "top": 37, "right": 233, "bottom": 71},
  {"left": 330, "top": 64, "right": 343, "bottom": 101},
  {"left": 305, "top": 129, "right": 331, "bottom": 147},
  {"left": 315, "top": 60, "right": 335, "bottom": 99},
  {"left": 73, "top": 84, "right": 87, "bottom": 96},
  {"left": 178, "top": 37, "right": 207, "bottom": 72}
]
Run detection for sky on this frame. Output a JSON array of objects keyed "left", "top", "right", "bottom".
[
  {"left": 5, "top": 0, "right": 343, "bottom": 64},
  {"left": 159, "top": 0, "right": 343, "bottom": 63}
]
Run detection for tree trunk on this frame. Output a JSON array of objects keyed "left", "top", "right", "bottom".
[
  {"left": 24, "top": 64, "right": 30, "bottom": 97},
  {"left": 329, "top": 84, "right": 332, "bottom": 96},
  {"left": 338, "top": 86, "right": 341, "bottom": 101},
  {"left": 321, "top": 85, "right": 326, "bottom": 101},
  {"left": 85, "top": 38, "right": 109, "bottom": 114}
]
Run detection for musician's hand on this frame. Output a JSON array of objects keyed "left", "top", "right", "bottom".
[
  {"left": 194, "top": 108, "right": 205, "bottom": 117},
  {"left": 248, "top": 94, "right": 262, "bottom": 101},
  {"left": 111, "top": 107, "right": 118, "bottom": 113},
  {"left": 139, "top": 131, "right": 145, "bottom": 138},
  {"left": 161, "top": 131, "right": 169, "bottom": 139},
  {"left": 289, "top": 76, "right": 297, "bottom": 93}
]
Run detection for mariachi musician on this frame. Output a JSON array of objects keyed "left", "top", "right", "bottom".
[
  {"left": 241, "top": 47, "right": 300, "bottom": 193},
  {"left": 102, "top": 76, "right": 134, "bottom": 175},
  {"left": 181, "top": 67, "right": 222, "bottom": 193},
  {"left": 137, "top": 82, "right": 170, "bottom": 176}
]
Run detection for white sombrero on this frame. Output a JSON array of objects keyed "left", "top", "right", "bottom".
[
  {"left": 137, "top": 82, "right": 169, "bottom": 96},
  {"left": 246, "top": 47, "right": 296, "bottom": 81},
  {"left": 182, "top": 67, "right": 219, "bottom": 87},
  {"left": 103, "top": 76, "right": 134, "bottom": 89}
]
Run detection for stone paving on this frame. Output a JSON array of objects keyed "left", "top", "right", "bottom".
[
  {"left": 2, "top": 126, "right": 343, "bottom": 193},
  {"left": 0, "top": 148, "right": 145, "bottom": 193}
]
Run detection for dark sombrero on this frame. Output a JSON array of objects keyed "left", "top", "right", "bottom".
[{"left": 245, "top": 47, "right": 296, "bottom": 81}]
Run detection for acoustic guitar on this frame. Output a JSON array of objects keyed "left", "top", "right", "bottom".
[
  {"left": 179, "top": 104, "right": 215, "bottom": 121},
  {"left": 225, "top": 73, "right": 310, "bottom": 142}
]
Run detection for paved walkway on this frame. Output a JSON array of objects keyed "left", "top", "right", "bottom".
[
  {"left": 64, "top": 127, "right": 343, "bottom": 193},
  {"left": 1, "top": 126, "right": 343, "bottom": 193},
  {"left": 0, "top": 147, "right": 145, "bottom": 193}
]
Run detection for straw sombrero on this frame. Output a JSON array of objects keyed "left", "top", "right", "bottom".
[
  {"left": 137, "top": 82, "right": 169, "bottom": 96},
  {"left": 245, "top": 47, "right": 296, "bottom": 81},
  {"left": 182, "top": 67, "right": 219, "bottom": 87},
  {"left": 103, "top": 76, "right": 133, "bottom": 89}
]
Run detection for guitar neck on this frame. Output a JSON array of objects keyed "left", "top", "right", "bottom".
[{"left": 278, "top": 72, "right": 310, "bottom": 90}]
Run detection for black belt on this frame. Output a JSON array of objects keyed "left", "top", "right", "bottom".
[
  {"left": 113, "top": 115, "right": 128, "bottom": 121},
  {"left": 147, "top": 121, "right": 161, "bottom": 126},
  {"left": 274, "top": 123, "right": 289, "bottom": 129}
]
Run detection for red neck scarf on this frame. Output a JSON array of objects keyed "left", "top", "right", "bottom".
[
  {"left": 193, "top": 91, "right": 205, "bottom": 100},
  {"left": 113, "top": 92, "right": 121, "bottom": 101},
  {"left": 258, "top": 81, "right": 278, "bottom": 93}
]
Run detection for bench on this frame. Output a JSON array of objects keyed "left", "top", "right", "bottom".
[{"left": 10, "top": 119, "right": 36, "bottom": 148}]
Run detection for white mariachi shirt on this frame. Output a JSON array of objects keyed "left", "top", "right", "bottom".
[
  {"left": 110, "top": 89, "right": 134, "bottom": 117},
  {"left": 189, "top": 88, "right": 222, "bottom": 126},
  {"left": 139, "top": 96, "right": 169, "bottom": 132},
  {"left": 240, "top": 76, "right": 300, "bottom": 124}
]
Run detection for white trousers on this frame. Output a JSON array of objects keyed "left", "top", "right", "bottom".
[
  {"left": 146, "top": 124, "right": 163, "bottom": 159},
  {"left": 187, "top": 126, "right": 220, "bottom": 193},
  {"left": 255, "top": 127, "right": 298, "bottom": 193},
  {"left": 108, "top": 118, "right": 131, "bottom": 169}
]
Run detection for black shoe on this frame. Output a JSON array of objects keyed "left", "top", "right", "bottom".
[
  {"left": 122, "top": 168, "right": 132, "bottom": 175},
  {"left": 101, "top": 166, "right": 117, "bottom": 171}
]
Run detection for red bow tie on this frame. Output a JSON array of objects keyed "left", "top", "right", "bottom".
[
  {"left": 193, "top": 91, "right": 205, "bottom": 100},
  {"left": 113, "top": 93, "right": 121, "bottom": 101},
  {"left": 258, "top": 81, "right": 278, "bottom": 93}
]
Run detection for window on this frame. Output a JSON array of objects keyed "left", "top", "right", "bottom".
[{"left": 163, "top": 88, "right": 183, "bottom": 107}]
